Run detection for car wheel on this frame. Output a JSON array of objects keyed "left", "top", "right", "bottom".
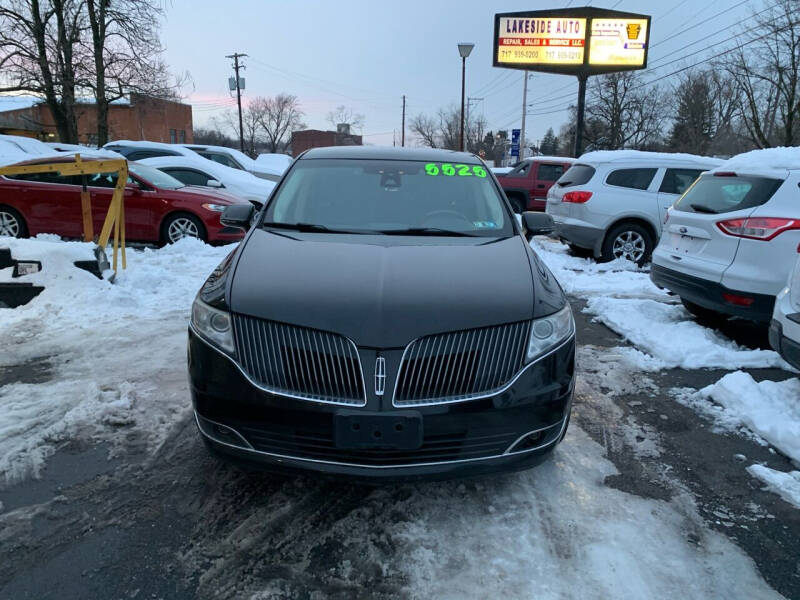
[
  {"left": 601, "top": 223, "right": 653, "bottom": 266},
  {"left": 680, "top": 298, "right": 727, "bottom": 324},
  {"left": 0, "top": 206, "right": 27, "bottom": 238},
  {"left": 162, "top": 213, "right": 207, "bottom": 244}
]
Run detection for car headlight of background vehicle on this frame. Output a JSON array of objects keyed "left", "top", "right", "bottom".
[
  {"left": 191, "top": 297, "right": 235, "bottom": 354},
  {"left": 526, "top": 303, "right": 574, "bottom": 363},
  {"left": 202, "top": 203, "right": 228, "bottom": 212}
]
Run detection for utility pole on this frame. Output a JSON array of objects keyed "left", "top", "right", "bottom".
[
  {"left": 401, "top": 95, "right": 406, "bottom": 147},
  {"left": 520, "top": 71, "right": 529, "bottom": 158},
  {"left": 226, "top": 52, "right": 247, "bottom": 153},
  {"left": 465, "top": 97, "right": 483, "bottom": 151}
]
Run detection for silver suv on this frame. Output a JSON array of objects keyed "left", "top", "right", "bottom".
[
  {"left": 546, "top": 151, "right": 722, "bottom": 265},
  {"left": 652, "top": 149, "right": 800, "bottom": 323}
]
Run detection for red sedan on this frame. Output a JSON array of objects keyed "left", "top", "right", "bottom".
[{"left": 0, "top": 157, "right": 250, "bottom": 244}]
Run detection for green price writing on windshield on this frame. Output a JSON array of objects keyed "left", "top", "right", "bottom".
[{"left": 425, "top": 163, "right": 487, "bottom": 178}]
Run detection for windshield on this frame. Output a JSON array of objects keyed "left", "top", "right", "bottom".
[
  {"left": 129, "top": 163, "right": 185, "bottom": 190},
  {"left": 262, "top": 158, "right": 512, "bottom": 237}
]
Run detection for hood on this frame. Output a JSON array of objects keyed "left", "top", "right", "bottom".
[
  {"left": 229, "top": 230, "right": 536, "bottom": 348},
  {"left": 171, "top": 185, "right": 249, "bottom": 205}
]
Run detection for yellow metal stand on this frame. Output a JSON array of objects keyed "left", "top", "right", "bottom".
[{"left": 0, "top": 154, "right": 129, "bottom": 273}]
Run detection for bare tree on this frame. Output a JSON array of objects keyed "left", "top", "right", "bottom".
[
  {"left": 326, "top": 104, "right": 364, "bottom": 132},
  {"left": 410, "top": 113, "right": 438, "bottom": 147},
  {"left": 723, "top": 0, "right": 800, "bottom": 147},
  {"left": 83, "top": 0, "right": 186, "bottom": 145},
  {"left": 214, "top": 99, "right": 264, "bottom": 157},
  {"left": 255, "top": 94, "right": 305, "bottom": 153},
  {"left": 0, "top": 0, "right": 86, "bottom": 142},
  {"left": 437, "top": 105, "right": 461, "bottom": 150},
  {"left": 584, "top": 71, "right": 667, "bottom": 150}
]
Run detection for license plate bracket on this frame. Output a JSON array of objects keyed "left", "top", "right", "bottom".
[{"left": 334, "top": 410, "right": 423, "bottom": 450}]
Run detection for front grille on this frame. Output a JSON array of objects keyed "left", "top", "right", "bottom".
[
  {"left": 238, "top": 423, "right": 520, "bottom": 465},
  {"left": 232, "top": 314, "right": 366, "bottom": 405},
  {"left": 394, "top": 320, "right": 531, "bottom": 405}
]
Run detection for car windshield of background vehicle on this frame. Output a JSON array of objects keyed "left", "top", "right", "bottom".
[
  {"left": 674, "top": 174, "right": 783, "bottom": 214},
  {"left": 129, "top": 164, "right": 185, "bottom": 190},
  {"left": 556, "top": 164, "right": 595, "bottom": 187},
  {"left": 263, "top": 159, "right": 513, "bottom": 237}
]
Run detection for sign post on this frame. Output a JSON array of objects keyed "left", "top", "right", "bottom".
[
  {"left": 493, "top": 8, "right": 651, "bottom": 157},
  {"left": 511, "top": 128, "right": 521, "bottom": 161}
]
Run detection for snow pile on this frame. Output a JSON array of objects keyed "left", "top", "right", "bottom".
[
  {"left": 678, "top": 371, "right": 800, "bottom": 463},
  {"left": 585, "top": 298, "right": 787, "bottom": 369},
  {"left": 532, "top": 237, "right": 666, "bottom": 298},
  {"left": 578, "top": 149, "right": 723, "bottom": 167},
  {"left": 714, "top": 146, "right": 800, "bottom": 173},
  {"left": 747, "top": 465, "right": 800, "bottom": 509},
  {"left": 0, "top": 236, "right": 231, "bottom": 483}
]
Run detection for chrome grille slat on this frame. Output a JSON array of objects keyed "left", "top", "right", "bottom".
[
  {"left": 232, "top": 314, "right": 365, "bottom": 406},
  {"left": 394, "top": 320, "right": 530, "bottom": 406}
]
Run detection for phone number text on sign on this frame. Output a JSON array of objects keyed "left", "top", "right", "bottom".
[{"left": 497, "top": 47, "right": 583, "bottom": 65}]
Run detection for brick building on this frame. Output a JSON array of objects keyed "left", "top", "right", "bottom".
[
  {"left": 291, "top": 124, "right": 362, "bottom": 156},
  {"left": 0, "top": 93, "right": 193, "bottom": 145}
]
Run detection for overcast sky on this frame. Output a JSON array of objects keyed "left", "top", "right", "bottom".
[{"left": 160, "top": 0, "right": 761, "bottom": 149}]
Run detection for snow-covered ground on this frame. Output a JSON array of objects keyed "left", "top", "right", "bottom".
[{"left": 0, "top": 235, "right": 230, "bottom": 483}]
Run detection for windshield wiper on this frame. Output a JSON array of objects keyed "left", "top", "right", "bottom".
[
  {"left": 261, "top": 221, "right": 365, "bottom": 234},
  {"left": 689, "top": 203, "right": 719, "bottom": 214},
  {"left": 377, "top": 227, "right": 480, "bottom": 237}
]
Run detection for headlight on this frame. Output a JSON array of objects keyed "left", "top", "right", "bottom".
[
  {"left": 526, "top": 303, "right": 574, "bottom": 362},
  {"left": 191, "top": 297, "right": 235, "bottom": 354},
  {"left": 202, "top": 203, "right": 228, "bottom": 212}
]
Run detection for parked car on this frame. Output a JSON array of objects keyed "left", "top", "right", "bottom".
[
  {"left": 651, "top": 148, "right": 800, "bottom": 323},
  {"left": 255, "top": 152, "right": 292, "bottom": 175},
  {"left": 769, "top": 250, "right": 800, "bottom": 370},
  {"left": 0, "top": 133, "right": 53, "bottom": 157},
  {"left": 46, "top": 142, "right": 122, "bottom": 159},
  {"left": 103, "top": 140, "right": 200, "bottom": 162},
  {"left": 183, "top": 144, "right": 282, "bottom": 182},
  {"left": 546, "top": 151, "right": 722, "bottom": 265},
  {"left": 0, "top": 156, "right": 248, "bottom": 244},
  {"left": 495, "top": 156, "right": 576, "bottom": 212},
  {"left": 189, "top": 146, "right": 576, "bottom": 480},
  {"left": 138, "top": 155, "right": 275, "bottom": 209}
]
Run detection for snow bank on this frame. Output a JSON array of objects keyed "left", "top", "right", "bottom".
[
  {"left": 531, "top": 237, "right": 667, "bottom": 298},
  {"left": 747, "top": 465, "right": 800, "bottom": 509},
  {"left": 682, "top": 371, "right": 800, "bottom": 463},
  {"left": 0, "top": 236, "right": 231, "bottom": 483},
  {"left": 585, "top": 297, "right": 787, "bottom": 369}
]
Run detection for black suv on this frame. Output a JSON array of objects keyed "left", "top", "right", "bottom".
[{"left": 188, "top": 146, "right": 576, "bottom": 480}]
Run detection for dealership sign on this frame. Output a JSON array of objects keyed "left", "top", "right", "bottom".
[{"left": 493, "top": 7, "right": 650, "bottom": 75}]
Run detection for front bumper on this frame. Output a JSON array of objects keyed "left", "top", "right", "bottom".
[
  {"left": 651, "top": 263, "right": 776, "bottom": 322},
  {"left": 769, "top": 320, "right": 800, "bottom": 371},
  {"left": 188, "top": 329, "right": 575, "bottom": 481}
]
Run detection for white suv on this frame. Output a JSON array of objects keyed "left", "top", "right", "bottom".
[
  {"left": 651, "top": 148, "right": 800, "bottom": 323},
  {"left": 546, "top": 151, "right": 722, "bottom": 265},
  {"left": 770, "top": 250, "right": 800, "bottom": 370}
]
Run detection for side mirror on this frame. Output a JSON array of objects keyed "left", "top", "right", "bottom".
[
  {"left": 124, "top": 181, "right": 141, "bottom": 193},
  {"left": 220, "top": 203, "right": 255, "bottom": 231},
  {"left": 207, "top": 179, "right": 223, "bottom": 188},
  {"left": 521, "top": 211, "right": 554, "bottom": 241}
]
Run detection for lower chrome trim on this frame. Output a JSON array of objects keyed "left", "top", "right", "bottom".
[{"left": 194, "top": 411, "right": 569, "bottom": 471}]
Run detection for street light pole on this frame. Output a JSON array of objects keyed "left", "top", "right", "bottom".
[{"left": 458, "top": 42, "right": 474, "bottom": 152}]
